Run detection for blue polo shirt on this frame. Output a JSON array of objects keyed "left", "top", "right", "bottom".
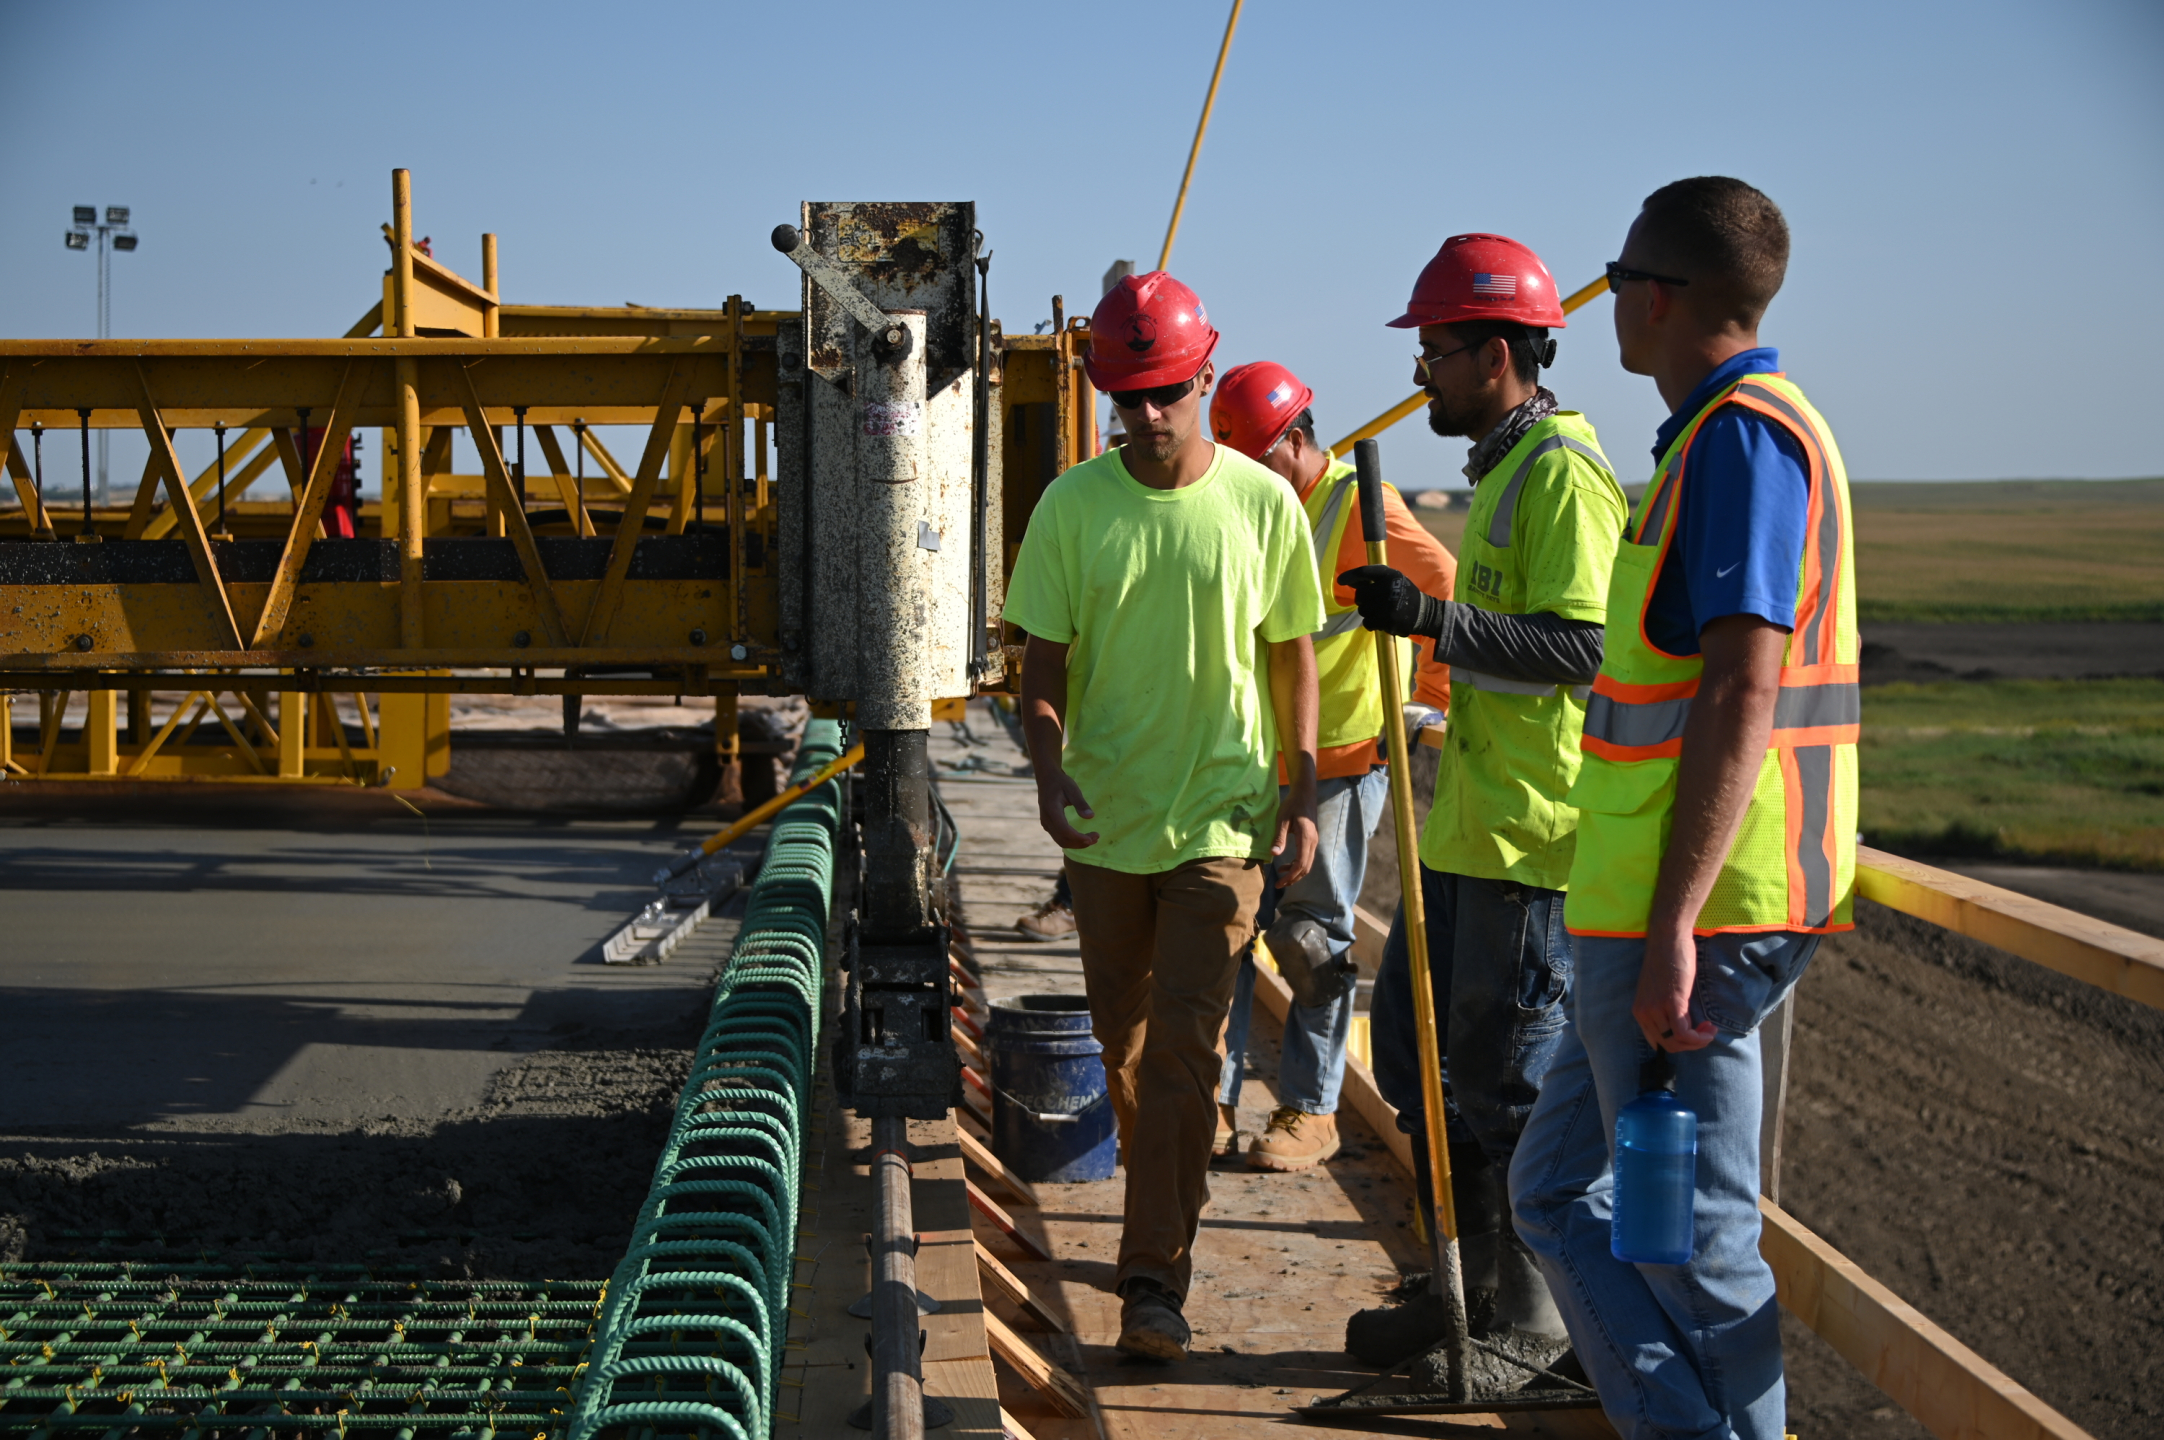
[{"left": 1642, "top": 347, "right": 1809, "bottom": 656}]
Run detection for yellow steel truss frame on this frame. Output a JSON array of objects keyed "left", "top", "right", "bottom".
[{"left": 0, "top": 170, "right": 1097, "bottom": 785}]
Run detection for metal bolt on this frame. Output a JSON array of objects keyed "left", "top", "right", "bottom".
[
  {"left": 730, "top": 643, "right": 750, "bottom": 661},
  {"left": 73, "top": 633, "right": 92, "bottom": 651},
  {"left": 297, "top": 634, "right": 314, "bottom": 648},
  {"left": 513, "top": 631, "right": 531, "bottom": 648},
  {"left": 689, "top": 628, "right": 708, "bottom": 646}
]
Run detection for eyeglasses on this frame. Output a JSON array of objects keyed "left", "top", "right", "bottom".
[
  {"left": 1107, "top": 375, "right": 1198, "bottom": 412},
  {"left": 1413, "top": 341, "right": 1481, "bottom": 385},
  {"left": 1606, "top": 260, "right": 1691, "bottom": 292}
]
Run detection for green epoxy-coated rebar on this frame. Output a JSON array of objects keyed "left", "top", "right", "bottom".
[
  {"left": 0, "top": 1274, "right": 603, "bottom": 1433},
  {"left": 569, "top": 720, "right": 846, "bottom": 1440}
]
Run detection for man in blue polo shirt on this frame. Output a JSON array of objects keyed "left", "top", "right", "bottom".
[{"left": 1513, "top": 176, "right": 1860, "bottom": 1439}]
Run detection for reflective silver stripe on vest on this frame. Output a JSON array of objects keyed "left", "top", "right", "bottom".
[
  {"left": 1793, "top": 743, "right": 1835, "bottom": 926},
  {"left": 1582, "top": 690, "right": 1693, "bottom": 748},
  {"left": 1455, "top": 668, "right": 1590, "bottom": 701},
  {"left": 1311, "top": 473, "right": 1356, "bottom": 569},
  {"left": 1310, "top": 473, "right": 1361, "bottom": 641},
  {"left": 1485, "top": 434, "right": 1616, "bottom": 548},
  {"left": 1773, "top": 681, "right": 1860, "bottom": 731},
  {"left": 1584, "top": 680, "right": 1860, "bottom": 748}
]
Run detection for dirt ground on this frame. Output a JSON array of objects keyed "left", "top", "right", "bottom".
[{"left": 1779, "top": 901, "right": 2164, "bottom": 1439}]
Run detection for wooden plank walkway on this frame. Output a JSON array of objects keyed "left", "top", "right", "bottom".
[{"left": 930, "top": 703, "right": 1615, "bottom": 1438}]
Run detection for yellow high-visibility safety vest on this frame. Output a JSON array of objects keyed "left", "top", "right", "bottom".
[
  {"left": 1302, "top": 456, "right": 1413, "bottom": 750},
  {"left": 1417, "top": 411, "right": 1625, "bottom": 892},
  {"left": 1563, "top": 373, "right": 1860, "bottom": 937}
]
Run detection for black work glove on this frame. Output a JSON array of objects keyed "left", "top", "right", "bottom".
[{"left": 1337, "top": 565, "right": 1447, "bottom": 639}]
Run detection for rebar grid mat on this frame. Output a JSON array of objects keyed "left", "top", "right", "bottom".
[{"left": 0, "top": 1265, "right": 601, "bottom": 1435}]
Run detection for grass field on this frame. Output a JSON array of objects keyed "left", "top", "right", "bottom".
[
  {"left": 1412, "top": 476, "right": 2164, "bottom": 622},
  {"left": 1407, "top": 479, "right": 2164, "bottom": 867},
  {"left": 1862, "top": 677, "right": 2164, "bottom": 867}
]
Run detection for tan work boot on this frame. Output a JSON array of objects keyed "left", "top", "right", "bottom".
[
  {"left": 1213, "top": 1102, "right": 1242, "bottom": 1157},
  {"left": 1247, "top": 1106, "right": 1341, "bottom": 1172},
  {"left": 1115, "top": 1279, "right": 1190, "bottom": 1362},
  {"left": 1015, "top": 893, "right": 1076, "bottom": 942}
]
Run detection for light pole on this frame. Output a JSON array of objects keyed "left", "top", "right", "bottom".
[{"left": 64, "top": 205, "right": 138, "bottom": 500}]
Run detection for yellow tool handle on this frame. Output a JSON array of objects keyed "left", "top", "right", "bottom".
[
  {"left": 661, "top": 742, "right": 865, "bottom": 881},
  {"left": 1354, "top": 441, "right": 1459, "bottom": 1248}
]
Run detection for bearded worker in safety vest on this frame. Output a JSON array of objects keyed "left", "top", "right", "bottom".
[
  {"left": 1509, "top": 177, "right": 1857, "bottom": 1440},
  {"left": 1204, "top": 363, "right": 1457, "bottom": 1174},
  {"left": 1336, "top": 233, "right": 1627, "bottom": 1375},
  {"left": 1004, "top": 272, "right": 1325, "bottom": 1364}
]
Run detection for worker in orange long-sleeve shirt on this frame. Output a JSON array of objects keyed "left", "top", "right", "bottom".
[{"left": 1206, "top": 361, "right": 1457, "bottom": 1172}]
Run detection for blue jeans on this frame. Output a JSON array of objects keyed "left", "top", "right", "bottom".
[
  {"left": 1509, "top": 931, "right": 1821, "bottom": 1440},
  {"left": 1371, "top": 864, "right": 1573, "bottom": 1165},
  {"left": 1218, "top": 767, "right": 1388, "bottom": 1115}
]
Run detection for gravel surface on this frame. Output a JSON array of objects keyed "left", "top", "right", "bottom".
[{"left": 0, "top": 1024, "right": 699, "bottom": 1279}]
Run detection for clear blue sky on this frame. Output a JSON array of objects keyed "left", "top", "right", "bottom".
[{"left": 3, "top": 0, "right": 2158, "bottom": 492}]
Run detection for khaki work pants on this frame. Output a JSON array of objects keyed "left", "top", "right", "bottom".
[{"left": 1064, "top": 854, "right": 1266, "bottom": 1303}]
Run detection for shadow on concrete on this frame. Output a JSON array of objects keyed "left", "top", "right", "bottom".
[
  {"left": 0, "top": 980, "right": 716, "bottom": 1132},
  {"left": 0, "top": 836, "right": 680, "bottom": 910}
]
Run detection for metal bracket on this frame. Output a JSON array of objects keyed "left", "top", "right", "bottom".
[{"left": 771, "top": 224, "right": 906, "bottom": 350}]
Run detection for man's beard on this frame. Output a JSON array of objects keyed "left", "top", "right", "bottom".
[
  {"left": 1424, "top": 391, "right": 1484, "bottom": 439},
  {"left": 1131, "top": 425, "right": 1184, "bottom": 463}
]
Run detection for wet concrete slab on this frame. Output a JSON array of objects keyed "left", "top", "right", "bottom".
[{"left": 0, "top": 793, "right": 732, "bottom": 1134}]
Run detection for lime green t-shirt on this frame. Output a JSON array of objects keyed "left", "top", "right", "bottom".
[
  {"left": 1002, "top": 443, "right": 1327, "bottom": 874},
  {"left": 1418, "top": 413, "right": 1628, "bottom": 890}
]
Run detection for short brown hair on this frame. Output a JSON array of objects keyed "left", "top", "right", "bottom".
[{"left": 1637, "top": 177, "right": 1790, "bottom": 328}]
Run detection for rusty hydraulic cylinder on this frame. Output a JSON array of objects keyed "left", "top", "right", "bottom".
[
  {"left": 853, "top": 308, "right": 936, "bottom": 940},
  {"left": 854, "top": 311, "right": 931, "bottom": 732}
]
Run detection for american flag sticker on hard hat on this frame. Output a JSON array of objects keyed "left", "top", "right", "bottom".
[
  {"left": 1266, "top": 383, "right": 1295, "bottom": 406},
  {"left": 1471, "top": 273, "right": 1518, "bottom": 297}
]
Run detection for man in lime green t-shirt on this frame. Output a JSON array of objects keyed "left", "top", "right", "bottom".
[{"left": 1004, "top": 271, "right": 1324, "bottom": 1365}]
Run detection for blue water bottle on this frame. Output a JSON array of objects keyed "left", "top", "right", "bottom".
[{"left": 1612, "top": 1050, "right": 1697, "bottom": 1264}]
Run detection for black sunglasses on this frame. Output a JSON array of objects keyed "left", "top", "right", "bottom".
[
  {"left": 1108, "top": 375, "right": 1198, "bottom": 412},
  {"left": 1606, "top": 260, "right": 1690, "bottom": 293}
]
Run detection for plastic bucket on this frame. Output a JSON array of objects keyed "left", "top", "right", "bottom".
[{"left": 983, "top": 994, "right": 1117, "bottom": 1183}]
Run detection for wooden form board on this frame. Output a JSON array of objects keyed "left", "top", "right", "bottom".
[{"left": 1856, "top": 846, "right": 2164, "bottom": 1012}]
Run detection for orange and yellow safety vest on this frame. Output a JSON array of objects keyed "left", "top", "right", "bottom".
[{"left": 1563, "top": 372, "right": 1859, "bottom": 937}]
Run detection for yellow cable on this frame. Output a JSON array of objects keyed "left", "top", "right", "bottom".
[{"left": 1158, "top": 0, "right": 1244, "bottom": 273}]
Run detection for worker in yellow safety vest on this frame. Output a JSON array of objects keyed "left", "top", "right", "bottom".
[
  {"left": 1335, "top": 233, "right": 1628, "bottom": 1378},
  {"left": 1205, "top": 361, "right": 1457, "bottom": 1174},
  {"left": 1508, "top": 177, "right": 1858, "bottom": 1440}
]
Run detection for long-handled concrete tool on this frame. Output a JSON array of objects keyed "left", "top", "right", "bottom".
[{"left": 1301, "top": 440, "right": 1599, "bottom": 1420}]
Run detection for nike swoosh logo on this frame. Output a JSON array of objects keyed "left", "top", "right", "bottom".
[{"left": 1716, "top": 562, "right": 1742, "bottom": 578}]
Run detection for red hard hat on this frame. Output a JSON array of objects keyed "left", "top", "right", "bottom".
[
  {"left": 1210, "top": 361, "right": 1315, "bottom": 460},
  {"left": 1085, "top": 271, "right": 1221, "bottom": 390},
  {"left": 1387, "top": 233, "right": 1567, "bottom": 330}
]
